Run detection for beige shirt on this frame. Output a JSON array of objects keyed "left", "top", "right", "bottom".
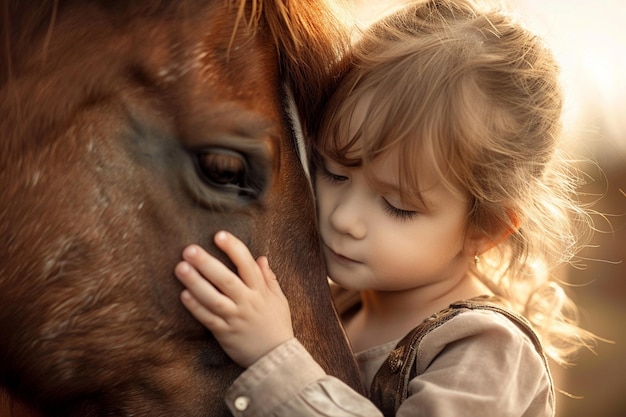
[{"left": 225, "top": 308, "right": 554, "bottom": 417}]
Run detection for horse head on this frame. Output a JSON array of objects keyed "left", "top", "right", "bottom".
[{"left": 0, "top": 1, "right": 362, "bottom": 415}]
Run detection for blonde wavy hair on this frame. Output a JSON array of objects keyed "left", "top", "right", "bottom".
[{"left": 314, "top": 0, "right": 598, "bottom": 365}]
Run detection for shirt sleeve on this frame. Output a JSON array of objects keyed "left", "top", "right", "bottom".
[
  {"left": 225, "top": 338, "right": 382, "bottom": 417},
  {"left": 397, "top": 309, "right": 554, "bottom": 417},
  {"left": 225, "top": 310, "right": 554, "bottom": 417}
]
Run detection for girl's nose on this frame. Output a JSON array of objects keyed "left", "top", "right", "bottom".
[{"left": 328, "top": 191, "right": 367, "bottom": 240}]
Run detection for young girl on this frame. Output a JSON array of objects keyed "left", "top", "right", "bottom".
[{"left": 175, "top": 0, "right": 598, "bottom": 415}]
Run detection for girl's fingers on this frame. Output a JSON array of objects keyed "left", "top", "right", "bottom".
[
  {"left": 180, "top": 290, "right": 228, "bottom": 332},
  {"left": 257, "top": 255, "right": 287, "bottom": 304},
  {"left": 214, "top": 231, "right": 263, "bottom": 289},
  {"left": 181, "top": 244, "right": 245, "bottom": 298},
  {"left": 175, "top": 260, "right": 236, "bottom": 315},
  {"left": 257, "top": 256, "right": 278, "bottom": 284}
]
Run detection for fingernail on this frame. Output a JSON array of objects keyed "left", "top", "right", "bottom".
[
  {"left": 215, "top": 230, "right": 228, "bottom": 241},
  {"left": 184, "top": 245, "right": 197, "bottom": 257}
]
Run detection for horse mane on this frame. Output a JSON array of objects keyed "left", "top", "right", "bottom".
[{"left": 252, "top": 0, "right": 354, "bottom": 137}]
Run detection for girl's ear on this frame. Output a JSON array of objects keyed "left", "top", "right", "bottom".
[{"left": 466, "top": 208, "right": 521, "bottom": 257}]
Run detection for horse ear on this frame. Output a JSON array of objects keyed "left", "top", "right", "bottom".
[{"left": 261, "top": 0, "right": 354, "bottom": 137}]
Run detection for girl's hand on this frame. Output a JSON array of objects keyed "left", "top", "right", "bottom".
[{"left": 174, "top": 231, "right": 294, "bottom": 368}]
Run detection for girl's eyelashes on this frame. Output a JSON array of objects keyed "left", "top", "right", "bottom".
[
  {"left": 318, "top": 159, "right": 419, "bottom": 221},
  {"left": 382, "top": 197, "right": 419, "bottom": 221},
  {"left": 319, "top": 164, "right": 348, "bottom": 183}
]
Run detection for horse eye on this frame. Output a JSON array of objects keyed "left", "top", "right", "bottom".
[
  {"left": 200, "top": 150, "right": 244, "bottom": 185},
  {"left": 195, "top": 148, "right": 260, "bottom": 199}
]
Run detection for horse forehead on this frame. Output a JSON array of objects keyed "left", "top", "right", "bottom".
[
  {"left": 142, "top": 7, "right": 280, "bottom": 98},
  {"left": 31, "top": 2, "right": 282, "bottom": 106},
  {"left": 2, "top": 1, "right": 286, "bottom": 167}
]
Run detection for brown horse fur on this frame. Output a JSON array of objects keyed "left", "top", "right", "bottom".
[{"left": 0, "top": 0, "right": 363, "bottom": 415}]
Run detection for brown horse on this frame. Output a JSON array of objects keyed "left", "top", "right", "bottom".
[{"left": 0, "top": 0, "right": 364, "bottom": 415}]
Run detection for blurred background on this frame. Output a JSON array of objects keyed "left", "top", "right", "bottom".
[{"left": 352, "top": 1, "right": 625, "bottom": 416}]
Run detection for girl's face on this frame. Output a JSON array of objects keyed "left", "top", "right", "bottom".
[{"left": 315, "top": 149, "right": 473, "bottom": 293}]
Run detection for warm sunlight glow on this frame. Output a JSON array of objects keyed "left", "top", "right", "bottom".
[
  {"left": 506, "top": 0, "right": 626, "bottom": 156},
  {"left": 353, "top": 0, "right": 626, "bottom": 158}
]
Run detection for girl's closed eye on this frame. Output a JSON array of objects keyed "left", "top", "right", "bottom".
[
  {"left": 319, "top": 163, "right": 349, "bottom": 184},
  {"left": 381, "top": 197, "right": 419, "bottom": 221}
]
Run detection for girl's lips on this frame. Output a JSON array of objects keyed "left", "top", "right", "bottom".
[{"left": 324, "top": 244, "right": 361, "bottom": 264}]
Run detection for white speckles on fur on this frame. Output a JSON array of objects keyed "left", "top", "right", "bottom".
[
  {"left": 31, "top": 170, "right": 41, "bottom": 186},
  {"left": 40, "top": 237, "right": 74, "bottom": 278},
  {"left": 156, "top": 41, "right": 215, "bottom": 85}
]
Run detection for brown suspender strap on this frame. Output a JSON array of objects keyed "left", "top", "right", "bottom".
[{"left": 368, "top": 296, "right": 550, "bottom": 417}]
